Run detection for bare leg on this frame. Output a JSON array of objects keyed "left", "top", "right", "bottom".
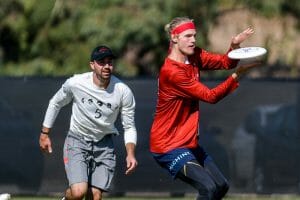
[
  {"left": 85, "top": 187, "right": 103, "bottom": 200},
  {"left": 65, "top": 182, "right": 88, "bottom": 200}
]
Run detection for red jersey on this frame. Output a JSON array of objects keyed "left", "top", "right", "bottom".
[{"left": 150, "top": 47, "right": 239, "bottom": 153}]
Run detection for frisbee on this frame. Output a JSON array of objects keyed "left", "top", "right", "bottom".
[{"left": 228, "top": 47, "right": 267, "bottom": 60}]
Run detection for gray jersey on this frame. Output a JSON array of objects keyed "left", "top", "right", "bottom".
[{"left": 43, "top": 72, "right": 137, "bottom": 143}]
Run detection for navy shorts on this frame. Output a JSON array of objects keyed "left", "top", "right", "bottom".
[{"left": 152, "top": 146, "right": 207, "bottom": 178}]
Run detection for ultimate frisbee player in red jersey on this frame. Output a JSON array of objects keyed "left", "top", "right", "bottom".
[{"left": 150, "top": 17, "right": 257, "bottom": 200}]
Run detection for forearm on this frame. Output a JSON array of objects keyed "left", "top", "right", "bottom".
[
  {"left": 42, "top": 90, "right": 69, "bottom": 128},
  {"left": 124, "top": 127, "right": 137, "bottom": 144},
  {"left": 125, "top": 142, "right": 136, "bottom": 157},
  {"left": 43, "top": 84, "right": 73, "bottom": 128},
  {"left": 201, "top": 49, "right": 239, "bottom": 70},
  {"left": 230, "top": 42, "right": 240, "bottom": 50},
  {"left": 42, "top": 104, "right": 61, "bottom": 128}
]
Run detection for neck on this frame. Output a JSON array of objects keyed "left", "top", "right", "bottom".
[{"left": 168, "top": 48, "right": 187, "bottom": 63}]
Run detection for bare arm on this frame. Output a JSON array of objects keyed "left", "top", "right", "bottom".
[{"left": 125, "top": 142, "right": 138, "bottom": 175}]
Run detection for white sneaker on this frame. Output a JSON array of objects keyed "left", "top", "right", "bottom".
[
  {"left": 61, "top": 197, "right": 66, "bottom": 200},
  {"left": 0, "top": 193, "right": 11, "bottom": 200}
]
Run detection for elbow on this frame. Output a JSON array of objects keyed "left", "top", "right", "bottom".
[
  {"left": 226, "top": 59, "right": 239, "bottom": 69},
  {"left": 208, "top": 99, "right": 219, "bottom": 104},
  {"left": 204, "top": 94, "right": 220, "bottom": 104}
]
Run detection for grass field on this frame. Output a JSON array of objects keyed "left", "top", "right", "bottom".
[{"left": 10, "top": 195, "right": 300, "bottom": 200}]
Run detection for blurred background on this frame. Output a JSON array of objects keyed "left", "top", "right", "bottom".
[
  {"left": 0, "top": 0, "right": 299, "bottom": 78},
  {"left": 0, "top": 0, "right": 299, "bottom": 197}
]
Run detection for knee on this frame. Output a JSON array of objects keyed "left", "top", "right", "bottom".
[
  {"left": 221, "top": 181, "right": 229, "bottom": 193},
  {"left": 91, "top": 188, "right": 102, "bottom": 200},
  {"left": 221, "top": 181, "right": 230, "bottom": 193},
  {"left": 200, "top": 181, "right": 229, "bottom": 200},
  {"left": 198, "top": 182, "right": 217, "bottom": 199},
  {"left": 216, "top": 181, "right": 229, "bottom": 199},
  {"left": 70, "top": 186, "right": 87, "bottom": 199}
]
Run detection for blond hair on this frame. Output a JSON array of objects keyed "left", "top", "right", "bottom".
[{"left": 164, "top": 17, "right": 194, "bottom": 38}]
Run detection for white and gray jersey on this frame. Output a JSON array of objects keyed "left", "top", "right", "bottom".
[{"left": 42, "top": 72, "right": 137, "bottom": 143}]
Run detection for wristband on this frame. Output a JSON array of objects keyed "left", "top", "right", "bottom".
[{"left": 41, "top": 130, "right": 49, "bottom": 135}]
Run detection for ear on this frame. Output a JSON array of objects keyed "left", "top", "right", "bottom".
[
  {"left": 171, "top": 34, "right": 178, "bottom": 43},
  {"left": 89, "top": 61, "right": 95, "bottom": 70}
]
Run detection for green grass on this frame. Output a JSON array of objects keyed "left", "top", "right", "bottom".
[{"left": 10, "top": 195, "right": 300, "bottom": 200}]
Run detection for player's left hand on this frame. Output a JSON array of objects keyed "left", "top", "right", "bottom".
[
  {"left": 125, "top": 155, "right": 138, "bottom": 175},
  {"left": 231, "top": 27, "right": 254, "bottom": 48}
]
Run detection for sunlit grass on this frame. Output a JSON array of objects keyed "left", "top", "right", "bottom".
[{"left": 11, "top": 194, "right": 300, "bottom": 200}]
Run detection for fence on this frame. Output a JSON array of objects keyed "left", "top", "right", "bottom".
[{"left": 0, "top": 77, "right": 299, "bottom": 196}]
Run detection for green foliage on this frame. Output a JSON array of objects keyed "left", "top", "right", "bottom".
[
  {"left": 282, "top": 0, "right": 300, "bottom": 22},
  {"left": 0, "top": 0, "right": 299, "bottom": 77},
  {"left": 245, "top": 0, "right": 300, "bottom": 20}
]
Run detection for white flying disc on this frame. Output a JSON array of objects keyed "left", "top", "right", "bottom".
[
  {"left": 0, "top": 193, "right": 11, "bottom": 200},
  {"left": 228, "top": 47, "right": 267, "bottom": 60}
]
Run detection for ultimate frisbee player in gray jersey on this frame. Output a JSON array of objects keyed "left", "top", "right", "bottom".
[{"left": 39, "top": 45, "right": 138, "bottom": 200}]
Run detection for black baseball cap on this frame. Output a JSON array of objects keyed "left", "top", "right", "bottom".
[{"left": 90, "top": 45, "right": 116, "bottom": 61}]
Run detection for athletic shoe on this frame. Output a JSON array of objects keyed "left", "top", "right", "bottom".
[
  {"left": 61, "top": 197, "right": 66, "bottom": 200},
  {"left": 0, "top": 193, "right": 11, "bottom": 200}
]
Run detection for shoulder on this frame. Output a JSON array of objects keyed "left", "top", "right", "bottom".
[
  {"left": 71, "top": 72, "right": 91, "bottom": 81},
  {"left": 161, "top": 58, "right": 183, "bottom": 75},
  {"left": 63, "top": 72, "right": 91, "bottom": 90},
  {"left": 160, "top": 59, "right": 188, "bottom": 82},
  {"left": 110, "top": 75, "right": 133, "bottom": 94},
  {"left": 66, "top": 72, "right": 91, "bottom": 84}
]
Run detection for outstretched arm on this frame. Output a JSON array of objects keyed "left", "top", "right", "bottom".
[
  {"left": 232, "top": 61, "right": 262, "bottom": 80},
  {"left": 198, "top": 28, "right": 254, "bottom": 70},
  {"left": 231, "top": 27, "right": 254, "bottom": 49}
]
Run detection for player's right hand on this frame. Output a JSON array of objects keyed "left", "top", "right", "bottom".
[
  {"left": 237, "top": 62, "right": 262, "bottom": 75},
  {"left": 39, "top": 133, "right": 53, "bottom": 154},
  {"left": 232, "top": 61, "right": 262, "bottom": 80}
]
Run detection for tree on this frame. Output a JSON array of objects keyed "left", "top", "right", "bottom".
[{"left": 0, "top": 0, "right": 299, "bottom": 77}]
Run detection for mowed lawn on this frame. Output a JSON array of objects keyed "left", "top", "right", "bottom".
[{"left": 11, "top": 194, "right": 300, "bottom": 200}]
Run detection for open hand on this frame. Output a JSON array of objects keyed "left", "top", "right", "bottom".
[
  {"left": 231, "top": 27, "right": 254, "bottom": 48},
  {"left": 233, "top": 61, "right": 262, "bottom": 79}
]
